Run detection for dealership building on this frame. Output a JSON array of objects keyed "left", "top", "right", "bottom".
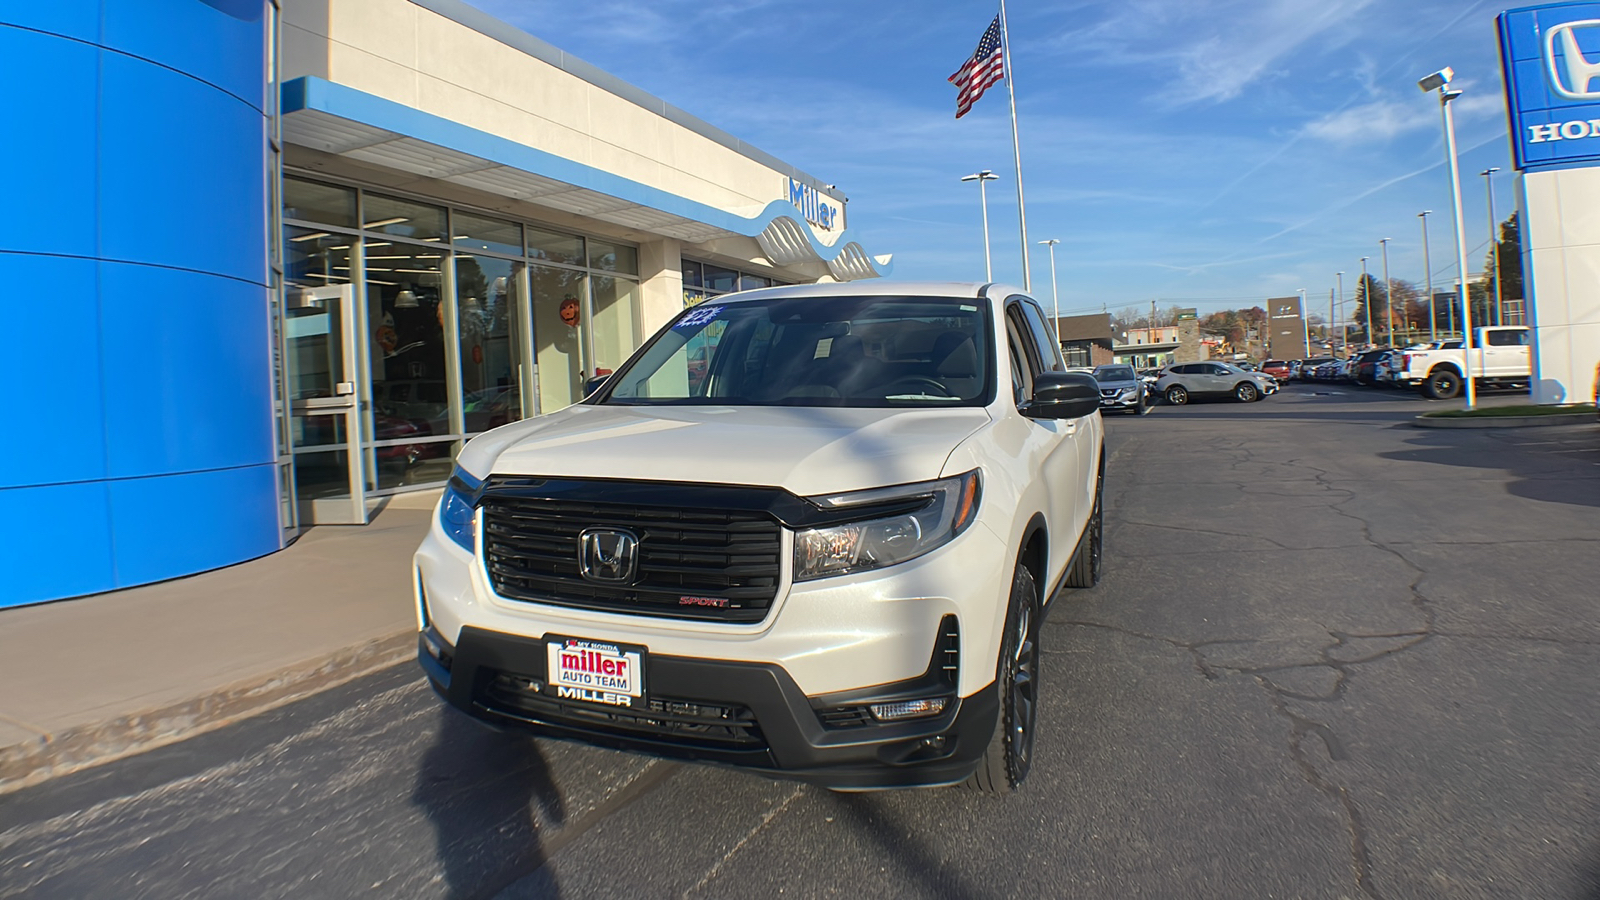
[{"left": 1, "top": 0, "right": 889, "bottom": 608}]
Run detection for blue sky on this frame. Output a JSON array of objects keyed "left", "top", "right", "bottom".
[{"left": 465, "top": 0, "right": 1515, "bottom": 322}]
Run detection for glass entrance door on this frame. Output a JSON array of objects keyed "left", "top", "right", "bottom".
[{"left": 286, "top": 284, "right": 367, "bottom": 525}]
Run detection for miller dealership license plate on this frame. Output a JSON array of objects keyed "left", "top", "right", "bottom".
[{"left": 545, "top": 637, "right": 646, "bottom": 708}]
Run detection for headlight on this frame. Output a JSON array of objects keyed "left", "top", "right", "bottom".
[
  {"left": 438, "top": 467, "right": 484, "bottom": 552},
  {"left": 793, "top": 471, "right": 981, "bottom": 582}
]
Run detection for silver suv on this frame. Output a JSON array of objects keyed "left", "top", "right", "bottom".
[{"left": 1156, "top": 362, "right": 1278, "bottom": 405}]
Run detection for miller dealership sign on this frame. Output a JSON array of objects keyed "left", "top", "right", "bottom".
[
  {"left": 786, "top": 177, "right": 839, "bottom": 231},
  {"left": 1499, "top": 3, "right": 1600, "bottom": 171}
]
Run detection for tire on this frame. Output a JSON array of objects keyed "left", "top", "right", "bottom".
[
  {"left": 1064, "top": 468, "right": 1103, "bottom": 589},
  {"left": 1165, "top": 385, "right": 1189, "bottom": 405},
  {"left": 965, "top": 564, "right": 1041, "bottom": 794},
  {"left": 1234, "top": 382, "right": 1259, "bottom": 403},
  {"left": 1423, "top": 367, "right": 1462, "bottom": 400},
  {"left": 1135, "top": 394, "right": 1149, "bottom": 415}
]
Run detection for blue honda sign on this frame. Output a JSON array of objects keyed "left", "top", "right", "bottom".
[{"left": 1500, "top": 2, "right": 1600, "bottom": 171}]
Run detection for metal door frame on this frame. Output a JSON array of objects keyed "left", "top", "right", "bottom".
[{"left": 288, "top": 284, "right": 367, "bottom": 525}]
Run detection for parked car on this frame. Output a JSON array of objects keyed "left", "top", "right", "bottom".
[
  {"left": 1391, "top": 327, "right": 1533, "bottom": 399},
  {"left": 1297, "top": 357, "right": 1336, "bottom": 380},
  {"left": 1351, "top": 349, "right": 1390, "bottom": 386},
  {"left": 1261, "top": 359, "right": 1292, "bottom": 382},
  {"left": 1155, "top": 361, "right": 1278, "bottom": 405},
  {"left": 1092, "top": 363, "right": 1150, "bottom": 414},
  {"left": 416, "top": 282, "right": 1107, "bottom": 793}
]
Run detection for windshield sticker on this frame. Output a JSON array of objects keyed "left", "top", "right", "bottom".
[
  {"left": 960, "top": 304, "right": 978, "bottom": 311},
  {"left": 674, "top": 305, "right": 724, "bottom": 330}
]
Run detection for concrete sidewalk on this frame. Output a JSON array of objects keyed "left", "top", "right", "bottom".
[{"left": 0, "top": 492, "right": 440, "bottom": 794}]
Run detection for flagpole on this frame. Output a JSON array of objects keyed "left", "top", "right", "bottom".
[{"left": 998, "top": 0, "right": 1031, "bottom": 291}]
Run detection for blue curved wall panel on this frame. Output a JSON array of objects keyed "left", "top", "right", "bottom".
[{"left": 0, "top": 1, "right": 274, "bottom": 608}]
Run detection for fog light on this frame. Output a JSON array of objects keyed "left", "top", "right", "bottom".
[{"left": 869, "top": 697, "right": 949, "bottom": 721}]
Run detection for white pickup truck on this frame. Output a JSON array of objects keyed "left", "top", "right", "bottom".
[{"left": 1395, "top": 326, "right": 1532, "bottom": 399}]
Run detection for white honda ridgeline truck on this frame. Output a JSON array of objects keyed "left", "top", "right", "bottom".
[
  {"left": 1394, "top": 325, "right": 1532, "bottom": 399},
  {"left": 413, "top": 282, "right": 1106, "bottom": 793}
]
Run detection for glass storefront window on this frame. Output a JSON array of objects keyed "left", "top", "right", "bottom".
[
  {"left": 703, "top": 264, "right": 739, "bottom": 293},
  {"left": 528, "top": 227, "right": 584, "bottom": 266},
  {"left": 588, "top": 239, "right": 638, "bottom": 275},
  {"left": 532, "top": 264, "right": 589, "bottom": 413},
  {"left": 453, "top": 211, "right": 522, "bottom": 257},
  {"left": 284, "top": 177, "right": 356, "bottom": 227},
  {"left": 590, "top": 275, "right": 639, "bottom": 377},
  {"left": 363, "top": 193, "right": 447, "bottom": 242},
  {"left": 458, "top": 255, "right": 525, "bottom": 434},
  {"left": 285, "top": 226, "right": 354, "bottom": 292},
  {"left": 740, "top": 273, "right": 771, "bottom": 290},
  {"left": 684, "top": 289, "right": 710, "bottom": 308},
  {"left": 364, "top": 243, "right": 450, "bottom": 452},
  {"left": 682, "top": 260, "right": 702, "bottom": 288}
]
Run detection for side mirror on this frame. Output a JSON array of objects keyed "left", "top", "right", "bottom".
[
  {"left": 583, "top": 375, "right": 610, "bottom": 398},
  {"left": 1023, "top": 372, "right": 1100, "bottom": 420}
]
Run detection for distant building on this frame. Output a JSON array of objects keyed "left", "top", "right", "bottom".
[
  {"left": 1113, "top": 317, "right": 1202, "bottom": 367},
  {"left": 1053, "top": 314, "right": 1115, "bottom": 367}
]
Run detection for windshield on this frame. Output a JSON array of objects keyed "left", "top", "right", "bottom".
[
  {"left": 598, "top": 295, "right": 994, "bottom": 407},
  {"left": 1093, "top": 365, "right": 1136, "bottom": 382}
]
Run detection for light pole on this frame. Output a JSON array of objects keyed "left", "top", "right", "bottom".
[
  {"left": 1297, "top": 288, "right": 1309, "bottom": 356},
  {"left": 1335, "top": 271, "right": 1345, "bottom": 353},
  {"left": 1419, "top": 211, "right": 1436, "bottom": 341},
  {"left": 960, "top": 170, "right": 999, "bottom": 281},
  {"left": 1038, "top": 238, "right": 1061, "bottom": 333},
  {"left": 1379, "top": 237, "right": 1394, "bottom": 345},
  {"left": 1482, "top": 167, "right": 1501, "bottom": 326},
  {"left": 1360, "top": 256, "right": 1372, "bottom": 345},
  {"left": 1420, "top": 67, "right": 1477, "bottom": 409}
]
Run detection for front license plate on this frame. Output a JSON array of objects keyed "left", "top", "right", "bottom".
[{"left": 545, "top": 636, "right": 646, "bottom": 708}]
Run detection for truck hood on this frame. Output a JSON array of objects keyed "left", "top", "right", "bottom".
[{"left": 457, "top": 404, "right": 993, "bottom": 496}]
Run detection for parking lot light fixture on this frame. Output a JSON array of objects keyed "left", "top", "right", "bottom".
[
  {"left": 1418, "top": 66, "right": 1476, "bottom": 409},
  {"left": 1419, "top": 211, "right": 1436, "bottom": 341},
  {"left": 1482, "top": 168, "right": 1501, "bottom": 326},
  {"left": 1360, "top": 256, "right": 1372, "bottom": 345},
  {"left": 1039, "top": 238, "right": 1061, "bottom": 335},
  {"left": 961, "top": 170, "right": 1000, "bottom": 281},
  {"left": 1335, "top": 272, "right": 1345, "bottom": 353},
  {"left": 1379, "top": 238, "right": 1394, "bottom": 344}
]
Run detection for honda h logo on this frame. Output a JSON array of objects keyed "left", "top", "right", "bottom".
[
  {"left": 578, "top": 528, "right": 639, "bottom": 584},
  {"left": 1546, "top": 19, "right": 1600, "bottom": 100}
]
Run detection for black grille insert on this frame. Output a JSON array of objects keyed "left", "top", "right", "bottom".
[
  {"left": 483, "top": 671, "right": 766, "bottom": 748},
  {"left": 481, "top": 486, "right": 783, "bottom": 623}
]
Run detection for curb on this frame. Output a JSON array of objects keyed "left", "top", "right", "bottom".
[
  {"left": 1412, "top": 412, "right": 1595, "bottom": 429},
  {"left": 0, "top": 630, "right": 416, "bottom": 796}
]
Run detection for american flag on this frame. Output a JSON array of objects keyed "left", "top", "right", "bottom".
[{"left": 948, "top": 16, "right": 1005, "bottom": 119}]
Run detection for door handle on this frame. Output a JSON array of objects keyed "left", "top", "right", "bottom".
[{"left": 335, "top": 381, "right": 356, "bottom": 396}]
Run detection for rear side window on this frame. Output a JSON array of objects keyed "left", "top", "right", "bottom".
[{"left": 1487, "top": 329, "right": 1530, "bottom": 347}]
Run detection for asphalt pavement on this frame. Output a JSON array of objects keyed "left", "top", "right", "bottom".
[{"left": 2, "top": 383, "right": 1597, "bottom": 900}]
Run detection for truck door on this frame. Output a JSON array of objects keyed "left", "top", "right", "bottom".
[{"left": 1482, "top": 328, "right": 1530, "bottom": 378}]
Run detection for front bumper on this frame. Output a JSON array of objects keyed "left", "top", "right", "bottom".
[
  {"left": 1098, "top": 389, "right": 1143, "bottom": 409},
  {"left": 419, "top": 626, "right": 999, "bottom": 789}
]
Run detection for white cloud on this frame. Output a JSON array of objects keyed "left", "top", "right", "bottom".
[
  {"left": 1303, "top": 99, "right": 1430, "bottom": 144},
  {"left": 1046, "top": 0, "right": 1378, "bottom": 104}
]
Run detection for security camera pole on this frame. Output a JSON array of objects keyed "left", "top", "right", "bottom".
[{"left": 1419, "top": 67, "right": 1476, "bottom": 409}]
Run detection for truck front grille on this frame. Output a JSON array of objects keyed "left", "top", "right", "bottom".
[{"left": 481, "top": 488, "right": 783, "bottom": 623}]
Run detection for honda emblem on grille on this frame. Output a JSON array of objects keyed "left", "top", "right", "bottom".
[{"left": 578, "top": 528, "right": 639, "bottom": 584}]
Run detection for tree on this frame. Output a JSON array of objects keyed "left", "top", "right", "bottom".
[
  {"left": 1482, "top": 211, "right": 1523, "bottom": 323},
  {"left": 1351, "top": 273, "right": 1387, "bottom": 343}
]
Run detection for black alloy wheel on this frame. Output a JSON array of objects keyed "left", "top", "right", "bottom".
[
  {"left": 1424, "top": 368, "right": 1462, "bottom": 400},
  {"left": 1235, "top": 382, "right": 1259, "bottom": 403},
  {"left": 965, "top": 564, "right": 1041, "bottom": 793},
  {"left": 1165, "top": 385, "right": 1189, "bottom": 405}
]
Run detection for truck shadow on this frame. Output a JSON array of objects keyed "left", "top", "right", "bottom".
[
  {"left": 1377, "top": 426, "right": 1600, "bottom": 509},
  {"left": 413, "top": 707, "right": 565, "bottom": 899}
]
